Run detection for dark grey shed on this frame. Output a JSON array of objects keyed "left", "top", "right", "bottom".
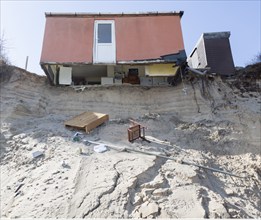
[{"left": 187, "top": 32, "right": 235, "bottom": 76}]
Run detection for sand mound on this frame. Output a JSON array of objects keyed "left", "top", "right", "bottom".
[{"left": 0, "top": 66, "right": 260, "bottom": 218}]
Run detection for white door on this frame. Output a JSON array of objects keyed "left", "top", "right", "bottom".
[{"left": 93, "top": 20, "right": 116, "bottom": 63}]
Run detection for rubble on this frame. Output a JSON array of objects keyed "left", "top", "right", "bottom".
[{"left": 135, "top": 201, "right": 160, "bottom": 218}]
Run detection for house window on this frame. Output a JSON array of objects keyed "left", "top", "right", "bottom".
[{"left": 98, "top": 24, "right": 112, "bottom": 43}]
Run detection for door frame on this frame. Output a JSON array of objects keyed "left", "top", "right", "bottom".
[{"left": 93, "top": 20, "right": 116, "bottom": 64}]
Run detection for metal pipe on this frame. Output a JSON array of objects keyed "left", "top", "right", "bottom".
[
  {"left": 86, "top": 140, "right": 246, "bottom": 179},
  {"left": 124, "top": 147, "right": 245, "bottom": 179},
  {"left": 145, "top": 136, "right": 187, "bottom": 153},
  {"left": 187, "top": 67, "right": 207, "bottom": 75},
  {"left": 181, "top": 160, "right": 244, "bottom": 178},
  {"left": 25, "top": 56, "right": 29, "bottom": 70}
]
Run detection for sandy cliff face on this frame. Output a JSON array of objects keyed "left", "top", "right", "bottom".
[{"left": 0, "top": 66, "right": 260, "bottom": 218}]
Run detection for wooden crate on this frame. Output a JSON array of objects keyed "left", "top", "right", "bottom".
[{"left": 64, "top": 112, "right": 109, "bottom": 133}]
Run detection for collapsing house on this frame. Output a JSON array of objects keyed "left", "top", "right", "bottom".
[
  {"left": 40, "top": 12, "right": 187, "bottom": 86},
  {"left": 187, "top": 32, "right": 235, "bottom": 76}
]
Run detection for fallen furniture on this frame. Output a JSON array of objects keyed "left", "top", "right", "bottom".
[
  {"left": 64, "top": 111, "right": 109, "bottom": 133},
  {"left": 128, "top": 119, "right": 150, "bottom": 142}
]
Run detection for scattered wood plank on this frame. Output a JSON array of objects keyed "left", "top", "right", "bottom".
[{"left": 64, "top": 112, "right": 109, "bottom": 133}]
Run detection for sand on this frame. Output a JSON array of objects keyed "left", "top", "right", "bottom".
[{"left": 0, "top": 67, "right": 260, "bottom": 218}]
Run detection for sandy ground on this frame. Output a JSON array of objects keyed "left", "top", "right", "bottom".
[{"left": 0, "top": 67, "right": 260, "bottom": 218}]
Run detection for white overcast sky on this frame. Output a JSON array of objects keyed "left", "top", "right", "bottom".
[{"left": 1, "top": 0, "right": 260, "bottom": 75}]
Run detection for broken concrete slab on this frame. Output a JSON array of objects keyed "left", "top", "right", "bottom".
[
  {"left": 133, "top": 195, "right": 143, "bottom": 206},
  {"left": 141, "top": 188, "right": 154, "bottom": 198},
  {"left": 225, "top": 188, "right": 235, "bottom": 196},
  {"left": 138, "top": 201, "right": 160, "bottom": 218},
  {"left": 153, "top": 188, "right": 172, "bottom": 197},
  {"left": 32, "top": 151, "right": 43, "bottom": 158}
]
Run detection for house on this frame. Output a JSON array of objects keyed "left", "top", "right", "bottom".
[
  {"left": 40, "top": 12, "right": 187, "bottom": 86},
  {"left": 187, "top": 32, "right": 235, "bottom": 76}
]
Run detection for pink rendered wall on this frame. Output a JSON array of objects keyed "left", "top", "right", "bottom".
[
  {"left": 40, "top": 17, "right": 94, "bottom": 63},
  {"left": 115, "top": 15, "right": 184, "bottom": 61},
  {"left": 40, "top": 15, "right": 185, "bottom": 63}
]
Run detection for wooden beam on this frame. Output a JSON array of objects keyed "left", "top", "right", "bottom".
[
  {"left": 47, "top": 64, "right": 55, "bottom": 83},
  {"left": 40, "top": 64, "right": 54, "bottom": 85}
]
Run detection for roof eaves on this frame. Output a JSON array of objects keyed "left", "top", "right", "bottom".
[
  {"left": 117, "top": 59, "right": 166, "bottom": 65},
  {"left": 45, "top": 11, "right": 184, "bottom": 18}
]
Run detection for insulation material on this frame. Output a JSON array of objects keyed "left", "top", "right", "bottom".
[
  {"left": 145, "top": 64, "right": 179, "bottom": 76},
  {"left": 59, "top": 67, "right": 72, "bottom": 85},
  {"left": 64, "top": 112, "right": 109, "bottom": 133}
]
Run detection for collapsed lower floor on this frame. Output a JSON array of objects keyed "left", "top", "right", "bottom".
[{"left": 41, "top": 63, "right": 181, "bottom": 86}]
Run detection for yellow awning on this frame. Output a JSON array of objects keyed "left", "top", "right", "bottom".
[{"left": 145, "top": 64, "right": 179, "bottom": 76}]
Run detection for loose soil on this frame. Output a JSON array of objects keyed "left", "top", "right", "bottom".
[{"left": 0, "top": 65, "right": 260, "bottom": 218}]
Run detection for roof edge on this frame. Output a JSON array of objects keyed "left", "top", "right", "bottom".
[
  {"left": 203, "top": 31, "right": 231, "bottom": 39},
  {"left": 45, "top": 11, "right": 184, "bottom": 18}
]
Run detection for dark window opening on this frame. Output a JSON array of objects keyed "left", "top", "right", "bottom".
[{"left": 98, "top": 24, "right": 112, "bottom": 43}]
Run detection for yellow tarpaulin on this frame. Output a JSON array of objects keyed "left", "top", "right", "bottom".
[{"left": 145, "top": 64, "right": 179, "bottom": 76}]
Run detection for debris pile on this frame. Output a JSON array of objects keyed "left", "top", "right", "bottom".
[{"left": 226, "top": 62, "right": 261, "bottom": 93}]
